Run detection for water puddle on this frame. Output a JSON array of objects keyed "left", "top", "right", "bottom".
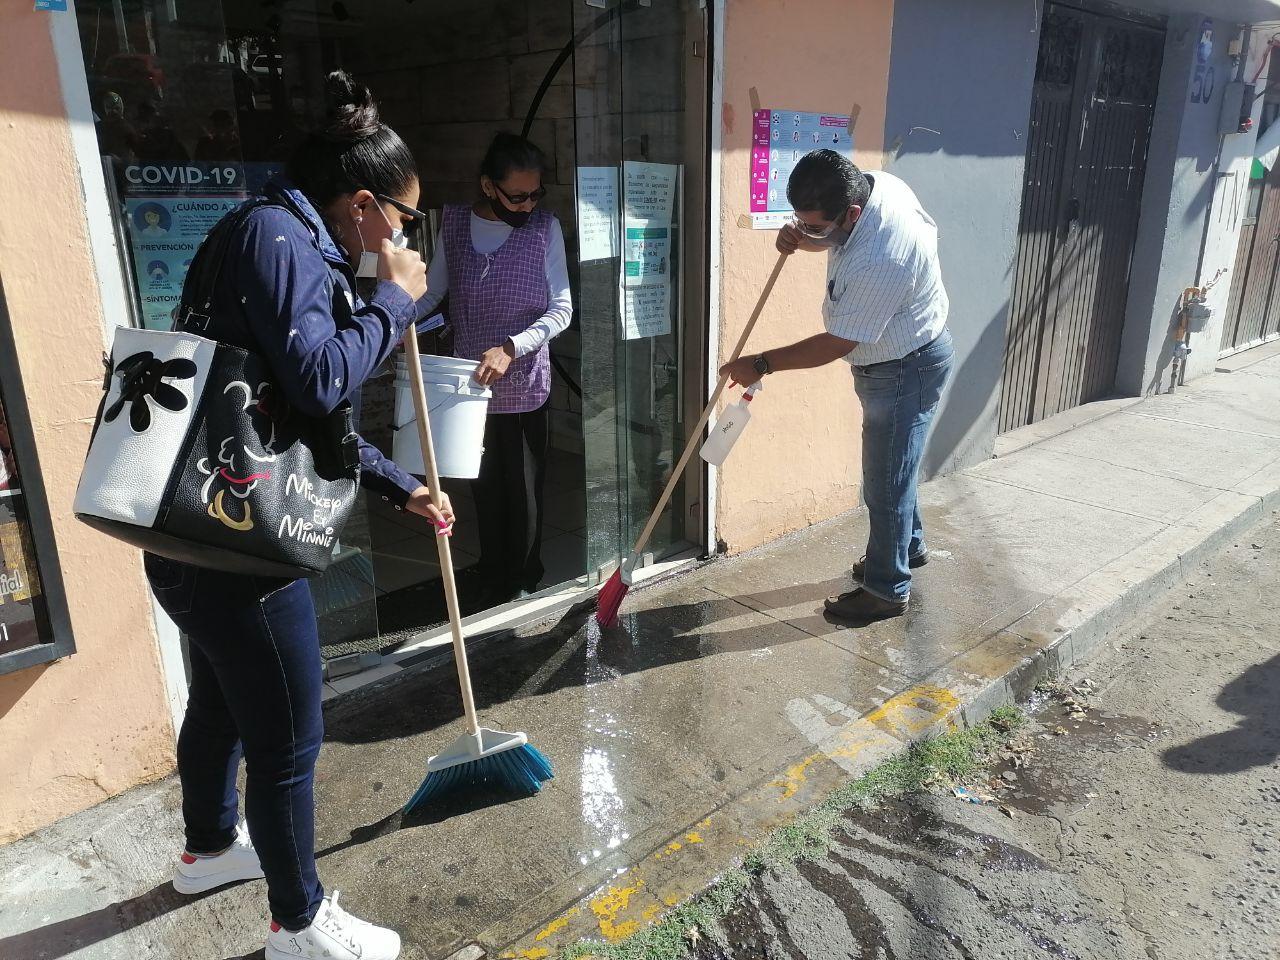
[
  {"left": 575, "top": 616, "right": 634, "bottom": 866},
  {"left": 992, "top": 697, "right": 1165, "bottom": 815}
]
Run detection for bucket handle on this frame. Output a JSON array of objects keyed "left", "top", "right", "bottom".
[
  {"left": 405, "top": 373, "right": 476, "bottom": 396},
  {"left": 391, "top": 375, "right": 486, "bottom": 434}
]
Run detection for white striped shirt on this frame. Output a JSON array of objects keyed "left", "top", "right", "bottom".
[{"left": 822, "top": 171, "right": 949, "bottom": 365}]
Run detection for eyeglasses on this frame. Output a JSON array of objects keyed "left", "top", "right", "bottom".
[
  {"left": 375, "top": 193, "right": 427, "bottom": 237},
  {"left": 792, "top": 213, "right": 843, "bottom": 239},
  {"left": 494, "top": 182, "right": 548, "bottom": 206}
]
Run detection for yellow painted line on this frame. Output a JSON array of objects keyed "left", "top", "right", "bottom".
[
  {"left": 500, "top": 907, "right": 582, "bottom": 958},
  {"left": 502, "top": 687, "right": 962, "bottom": 954},
  {"left": 769, "top": 685, "right": 960, "bottom": 802},
  {"left": 864, "top": 684, "right": 960, "bottom": 737},
  {"left": 655, "top": 826, "right": 708, "bottom": 860},
  {"left": 591, "top": 878, "right": 645, "bottom": 941},
  {"left": 769, "top": 753, "right": 821, "bottom": 801},
  {"left": 534, "top": 909, "right": 578, "bottom": 941}
]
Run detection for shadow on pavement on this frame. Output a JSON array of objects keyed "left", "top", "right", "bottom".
[
  {"left": 1161, "top": 653, "right": 1280, "bottom": 775},
  {"left": 315, "top": 785, "right": 520, "bottom": 863},
  {"left": 323, "top": 587, "right": 834, "bottom": 748},
  {"left": 0, "top": 882, "right": 221, "bottom": 960}
]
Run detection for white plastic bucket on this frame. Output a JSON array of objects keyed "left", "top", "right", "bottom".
[{"left": 392, "top": 355, "right": 491, "bottom": 479}]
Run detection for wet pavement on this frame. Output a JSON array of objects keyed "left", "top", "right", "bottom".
[
  {"left": 686, "top": 516, "right": 1280, "bottom": 960},
  {"left": 1, "top": 346, "right": 1278, "bottom": 960}
]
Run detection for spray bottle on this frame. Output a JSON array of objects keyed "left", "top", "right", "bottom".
[{"left": 700, "top": 381, "right": 761, "bottom": 466}]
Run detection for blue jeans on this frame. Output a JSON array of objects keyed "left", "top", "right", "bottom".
[
  {"left": 853, "top": 330, "right": 954, "bottom": 602},
  {"left": 145, "top": 554, "right": 325, "bottom": 931}
]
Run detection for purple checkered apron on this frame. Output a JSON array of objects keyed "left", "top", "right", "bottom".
[{"left": 442, "top": 204, "right": 553, "bottom": 415}]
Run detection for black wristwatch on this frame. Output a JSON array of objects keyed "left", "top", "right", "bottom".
[{"left": 753, "top": 353, "right": 772, "bottom": 377}]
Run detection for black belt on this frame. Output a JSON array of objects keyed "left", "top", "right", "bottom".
[{"left": 856, "top": 334, "right": 943, "bottom": 371}]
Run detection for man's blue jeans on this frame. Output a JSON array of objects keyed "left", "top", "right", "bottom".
[{"left": 853, "top": 330, "right": 954, "bottom": 602}]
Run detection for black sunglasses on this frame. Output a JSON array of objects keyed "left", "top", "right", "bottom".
[
  {"left": 494, "top": 182, "right": 548, "bottom": 206},
  {"left": 375, "top": 194, "right": 427, "bottom": 237}
]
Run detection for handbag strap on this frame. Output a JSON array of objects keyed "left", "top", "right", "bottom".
[
  {"left": 170, "top": 199, "right": 362, "bottom": 473},
  {"left": 174, "top": 198, "right": 281, "bottom": 333}
]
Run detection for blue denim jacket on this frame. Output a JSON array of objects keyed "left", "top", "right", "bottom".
[{"left": 195, "top": 181, "right": 420, "bottom": 507}]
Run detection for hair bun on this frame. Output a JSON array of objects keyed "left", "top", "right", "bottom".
[{"left": 322, "top": 70, "right": 381, "bottom": 141}]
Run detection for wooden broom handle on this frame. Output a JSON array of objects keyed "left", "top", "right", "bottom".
[
  {"left": 627, "top": 251, "right": 788, "bottom": 563},
  {"left": 403, "top": 330, "right": 480, "bottom": 737}
]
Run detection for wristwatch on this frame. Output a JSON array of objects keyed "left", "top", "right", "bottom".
[{"left": 753, "top": 353, "right": 772, "bottom": 377}]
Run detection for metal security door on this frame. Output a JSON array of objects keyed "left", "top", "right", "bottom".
[
  {"left": 1221, "top": 167, "right": 1280, "bottom": 353},
  {"left": 1001, "top": 4, "right": 1163, "bottom": 432}
]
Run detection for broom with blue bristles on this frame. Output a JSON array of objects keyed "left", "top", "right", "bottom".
[{"left": 401, "top": 329, "right": 553, "bottom": 812}]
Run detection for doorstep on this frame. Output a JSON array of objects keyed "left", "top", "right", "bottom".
[{"left": 321, "top": 550, "right": 704, "bottom": 701}]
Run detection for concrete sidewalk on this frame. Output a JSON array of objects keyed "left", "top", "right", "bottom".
[{"left": 3, "top": 343, "right": 1279, "bottom": 960}]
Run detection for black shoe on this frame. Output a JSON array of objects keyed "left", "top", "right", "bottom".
[
  {"left": 851, "top": 548, "right": 930, "bottom": 581},
  {"left": 824, "top": 587, "right": 908, "bottom": 623}
]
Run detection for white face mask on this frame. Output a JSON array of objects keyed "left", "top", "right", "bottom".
[
  {"left": 795, "top": 210, "right": 853, "bottom": 249},
  {"left": 355, "top": 201, "right": 407, "bottom": 278}
]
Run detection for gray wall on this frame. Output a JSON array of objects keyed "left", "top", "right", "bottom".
[
  {"left": 882, "top": 0, "right": 1041, "bottom": 478},
  {"left": 889, "top": 1, "right": 1244, "bottom": 473},
  {"left": 1117, "top": 14, "right": 1239, "bottom": 397}
]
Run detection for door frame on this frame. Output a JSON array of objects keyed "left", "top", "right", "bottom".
[
  {"left": 680, "top": 0, "right": 713, "bottom": 558},
  {"left": 705, "top": 0, "right": 726, "bottom": 554},
  {"left": 1052, "top": 0, "right": 1164, "bottom": 30},
  {"left": 49, "top": 9, "right": 191, "bottom": 735}
]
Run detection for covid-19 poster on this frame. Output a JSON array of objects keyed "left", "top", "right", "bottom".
[
  {"left": 122, "top": 162, "right": 280, "bottom": 329},
  {"left": 750, "top": 109, "right": 854, "bottom": 229}
]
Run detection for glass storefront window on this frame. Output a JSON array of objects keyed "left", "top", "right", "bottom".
[
  {"left": 0, "top": 288, "right": 70, "bottom": 675},
  {"left": 73, "top": 0, "right": 708, "bottom": 664},
  {"left": 0, "top": 392, "right": 54, "bottom": 662}
]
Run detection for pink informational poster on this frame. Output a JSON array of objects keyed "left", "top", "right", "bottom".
[{"left": 750, "top": 109, "right": 854, "bottom": 229}]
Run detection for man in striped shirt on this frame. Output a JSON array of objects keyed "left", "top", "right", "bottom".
[{"left": 721, "top": 150, "right": 953, "bottom": 623}]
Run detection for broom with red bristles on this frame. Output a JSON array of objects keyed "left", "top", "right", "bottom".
[{"left": 597, "top": 252, "right": 788, "bottom": 627}]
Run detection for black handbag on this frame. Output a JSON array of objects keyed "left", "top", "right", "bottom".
[{"left": 74, "top": 201, "right": 361, "bottom": 578}]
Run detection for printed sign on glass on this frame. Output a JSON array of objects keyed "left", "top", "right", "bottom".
[
  {"left": 619, "top": 162, "right": 679, "bottom": 341},
  {"left": 122, "top": 163, "right": 280, "bottom": 330},
  {"left": 576, "top": 166, "right": 620, "bottom": 263}
]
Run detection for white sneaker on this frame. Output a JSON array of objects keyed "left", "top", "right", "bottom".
[
  {"left": 172, "top": 822, "right": 265, "bottom": 895},
  {"left": 265, "top": 891, "right": 402, "bottom": 960}
]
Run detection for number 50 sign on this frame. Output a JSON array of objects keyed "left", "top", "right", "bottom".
[{"left": 1191, "top": 19, "right": 1215, "bottom": 105}]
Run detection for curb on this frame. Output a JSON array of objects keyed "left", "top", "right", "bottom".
[{"left": 490, "top": 482, "right": 1280, "bottom": 960}]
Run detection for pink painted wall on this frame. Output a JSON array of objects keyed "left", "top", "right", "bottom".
[
  {"left": 0, "top": 6, "right": 175, "bottom": 843},
  {"left": 716, "top": 0, "right": 893, "bottom": 551}
]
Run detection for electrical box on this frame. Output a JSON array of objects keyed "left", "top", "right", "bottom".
[{"left": 1220, "top": 82, "right": 1255, "bottom": 136}]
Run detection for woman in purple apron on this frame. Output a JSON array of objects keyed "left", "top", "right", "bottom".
[{"left": 417, "top": 134, "right": 572, "bottom": 604}]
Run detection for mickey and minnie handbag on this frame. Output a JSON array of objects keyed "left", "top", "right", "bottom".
[{"left": 74, "top": 201, "right": 360, "bottom": 578}]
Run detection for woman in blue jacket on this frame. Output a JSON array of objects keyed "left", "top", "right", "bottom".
[{"left": 145, "top": 73, "right": 448, "bottom": 960}]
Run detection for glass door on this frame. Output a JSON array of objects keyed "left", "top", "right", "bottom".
[
  {"left": 73, "top": 0, "right": 381, "bottom": 662},
  {"left": 571, "top": 0, "right": 709, "bottom": 579}
]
